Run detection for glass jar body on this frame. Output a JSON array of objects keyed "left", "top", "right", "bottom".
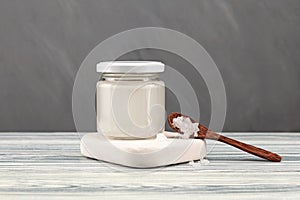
[{"left": 97, "top": 73, "right": 165, "bottom": 139}]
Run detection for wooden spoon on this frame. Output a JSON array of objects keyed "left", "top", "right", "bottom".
[{"left": 168, "top": 112, "right": 282, "bottom": 162}]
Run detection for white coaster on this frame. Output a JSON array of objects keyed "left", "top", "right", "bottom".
[{"left": 80, "top": 131, "right": 206, "bottom": 168}]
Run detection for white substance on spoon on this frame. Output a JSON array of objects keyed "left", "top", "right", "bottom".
[
  {"left": 172, "top": 116, "right": 199, "bottom": 139},
  {"left": 172, "top": 116, "right": 209, "bottom": 167}
]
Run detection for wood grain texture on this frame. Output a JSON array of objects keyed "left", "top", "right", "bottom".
[
  {"left": 216, "top": 134, "right": 282, "bottom": 162},
  {"left": 0, "top": 132, "right": 299, "bottom": 199}
]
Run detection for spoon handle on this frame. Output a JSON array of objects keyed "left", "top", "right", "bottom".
[{"left": 206, "top": 131, "right": 282, "bottom": 162}]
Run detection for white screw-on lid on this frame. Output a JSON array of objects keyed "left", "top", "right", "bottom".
[{"left": 96, "top": 61, "right": 165, "bottom": 73}]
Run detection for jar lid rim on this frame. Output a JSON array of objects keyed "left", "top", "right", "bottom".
[{"left": 96, "top": 61, "right": 165, "bottom": 73}]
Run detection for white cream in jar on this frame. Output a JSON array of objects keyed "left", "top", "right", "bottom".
[{"left": 96, "top": 61, "right": 165, "bottom": 139}]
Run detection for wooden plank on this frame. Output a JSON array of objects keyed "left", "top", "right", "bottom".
[{"left": 0, "top": 132, "right": 299, "bottom": 199}]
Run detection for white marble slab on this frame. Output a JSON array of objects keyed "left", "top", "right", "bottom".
[
  {"left": 80, "top": 132, "right": 206, "bottom": 168},
  {"left": 0, "top": 132, "right": 299, "bottom": 199}
]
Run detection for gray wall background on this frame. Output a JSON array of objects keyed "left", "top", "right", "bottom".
[{"left": 0, "top": 0, "right": 299, "bottom": 132}]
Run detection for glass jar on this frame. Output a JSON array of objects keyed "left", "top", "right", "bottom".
[{"left": 96, "top": 61, "right": 165, "bottom": 139}]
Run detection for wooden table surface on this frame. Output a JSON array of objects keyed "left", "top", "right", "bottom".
[{"left": 0, "top": 132, "right": 299, "bottom": 199}]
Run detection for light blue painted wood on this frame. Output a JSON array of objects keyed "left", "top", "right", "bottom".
[{"left": 0, "top": 132, "right": 299, "bottom": 199}]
